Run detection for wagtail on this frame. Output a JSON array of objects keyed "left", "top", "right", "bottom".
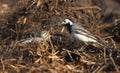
[{"left": 61, "top": 18, "right": 112, "bottom": 52}]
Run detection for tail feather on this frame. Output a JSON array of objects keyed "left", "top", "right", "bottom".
[{"left": 96, "top": 41, "right": 112, "bottom": 53}]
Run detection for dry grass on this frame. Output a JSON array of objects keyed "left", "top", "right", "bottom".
[{"left": 0, "top": 0, "right": 120, "bottom": 73}]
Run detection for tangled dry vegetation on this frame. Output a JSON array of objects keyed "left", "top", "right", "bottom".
[{"left": 0, "top": 0, "right": 120, "bottom": 73}]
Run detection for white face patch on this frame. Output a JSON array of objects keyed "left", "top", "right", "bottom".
[{"left": 61, "top": 19, "right": 73, "bottom": 25}]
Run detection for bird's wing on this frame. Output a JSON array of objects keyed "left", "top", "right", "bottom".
[
  {"left": 72, "top": 23, "right": 98, "bottom": 40},
  {"left": 72, "top": 23, "right": 110, "bottom": 49},
  {"left": 72, "top": 23, "right": 91, "bottom": 34}
]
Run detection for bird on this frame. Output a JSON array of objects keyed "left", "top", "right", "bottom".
[
  {"left": 19, "top": 30, "right": 51, "bottom": 43},
  {"left": 61, "top": 18, "right": 112, "bottom": 52}
]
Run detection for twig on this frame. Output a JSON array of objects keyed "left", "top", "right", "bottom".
[
  {"left": 1, "top": 57, "right": 5, "bottom": 71},
  {"left": 69, "top": 6, "right": 101, "bottom": 11},
  {"left": 104, "top": 48, "right": 107, "bottom": 64},
  {"left": 110, "top": 54, "right": 120, "bottom": 72},
  {"left": 63, "top": 49, "right": 74, "bottom": 61}
]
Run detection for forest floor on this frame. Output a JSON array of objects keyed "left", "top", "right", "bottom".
[{"left": 0, "top": 0, "right": 120, "bottom": 73}]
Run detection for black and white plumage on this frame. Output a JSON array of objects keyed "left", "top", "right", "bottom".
[{"left": 61, "top": 18, "right": 111, "bottom": 51}]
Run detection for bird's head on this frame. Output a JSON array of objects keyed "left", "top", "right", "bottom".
[{"left": 61, "top": 18, "right": 73, "bottom": 26}]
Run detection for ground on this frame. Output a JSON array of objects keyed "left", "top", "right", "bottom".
[{"left": 0, "top": 0, "right": 120, "bottom": 73}]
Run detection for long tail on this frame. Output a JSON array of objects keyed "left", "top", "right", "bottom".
[{"left": 96, "top": 41, "right": 112, "bottom": 53}]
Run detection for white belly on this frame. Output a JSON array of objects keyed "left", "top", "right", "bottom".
[{"left": 71, "top": 33, "right": 97, "bottom": 42}]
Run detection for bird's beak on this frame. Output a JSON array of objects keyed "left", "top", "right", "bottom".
[
  {"left": 61, "top": 21, "right": 65, "bottom": 25},
  {"left": 61, "top": 23, "right": 66, "bottom": 26}
]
